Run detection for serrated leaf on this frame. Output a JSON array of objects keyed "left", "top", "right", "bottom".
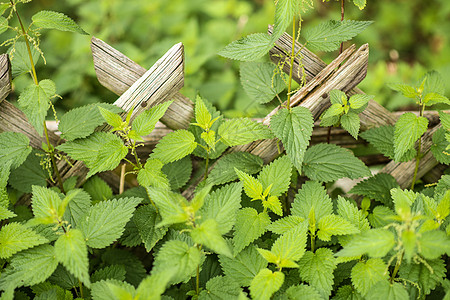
[
  {"left": 134, "top": 205, "right": 168, "bottom": 252},
  {"left": 218, "top": 33, "right": 272, "bottom": 61},
  {"left": 218, "top": 118, "right": 273, "bottom": 147},
  {"left": 194, "top": 96, "right": 212, "bottom": 129},
  {"left": 368, "top": 206, "right": 396, "bottom": 228},
  {"left": 267, "top": 216, "right": 305, "bottom": 235},
  {"left": 135, "top": 269, "right": 176, "bottom": 300},
  {"left": 0, "top": 132, "right": 32, "bottom": 169},
  {"left": 200, "top": 182, "right": 243, "bottom": 235},
  {"left": 240, "top": 61, "right": 285, "bottom": 104},
  {"left": 79, "top": 197, "right": 141, "bottom": 248},
  {"left": 102, "top": 248, "right": 146, "bottom": 287},
  {"left": 152, "top": 240, "right": 201, "bottom": 284},
  {"left": 351, "top": 258, "right": 388, "bottom": 296},
  {"left": 137, "top": 159, "right": 170, "bottom": 189},
  {"left": 191, "top": 219, "right": 232, "bottom": 257},
  {"left": 341, "top": 113, "right": 360, "bottom": 139},
  {"left": 263, "top": 195, "right": 283, "bottom": 216},
  {"left": 349, "top": 94, "right": 372, "bottom": 109},
  {"left": 418, "top": 230, "right": 450, "bottom": 259},
  {"left": 352, "top": 0, "right": 367, "bottom": 10},
  {"left": 258, "top": 155, "right": 292, "bottom": 197},
  {"left": 0, "top": 16, "right": 7, "bottom": 35},
  {"left": 31, "top": 185, "right": 63, "bottom": 224},
  {"left": 336, "top": 229, "right": 396, "bottom": 258},
  {"left": 32, "top": 10, "right": 87, "bottom": 34},
  {"left": 322, "top": 103, "right": 344, "bottom": 120},
  {"left": 250, "top": 269, "right": 284, "bottom": 300},
  {"left": 18, "top": 80, "right": 55, "bottom": 136},
  {"left": 219, "top": 245, "right": 268, "bottom": 287},
  {"left": 9, "top": 41, "right": 40, "bottom": 77},
  {"left": 422, "top": 70, "right": 445, "bottom": 95},
  {"left": 387, "top": 83, "right": 418, "bottom": 98},
  {"left": 303, "top": 20, "right": 373, "bottom": 52},
  {"left": 431, "top": 128, "right": 450, "bottom": 164},
  {"left": 285, "top": 284, "right": 323, "bottom": 299},
  {"left": 91, "top": 265, "right": 126, "bottom": 283},
  {"left": 0, "top": 222, "right": 48, "bottom": 259},
  {"left": 337, "top": 196, "right": 370, "bottom": 246},
  {"left": 366, "top": 281, "right": 408, "bottom": 300},
  {"left": 151, "top": 129, "right": 197, "bottom": 164},
  {"left": 271, "top": 221, "right": 308, "bottom": 267},
  {"left": 423, "top": 92, "right": 450, "bottom": 106},
  {"left": 83, "top": 176, "right": 112, "bottom": 203},
  {"left": 201, "top": 130, "right": 216, "bottom": 150},
  {"left": 303, "top": 143, "right": 371, "bottom": 182},
  {"left": 98, "top": 106, "right": 123, "bottom": 129},
  {"left": 55, "top": 229, "right": 90, "bottom": 287},
  {"left": 291, "top": 181, "right": 332, "bottom": 224},
  {"left": 271, "top": 0, "right": 301, "bottom": 42},
  {"left": 0, "top": 206, "right": 16, "bottom": 221},
  {"left": 349, "top": 173, "right": 399, "bottom": 207},
  {"left": 59, "top": 103, "right": 123, "bottom": 141},
  {"left": 270, "top": 106, "right": 314, "bottom": 173},
  {"left": 394, "top": 113, "right": 428, "bottom": 161},
  {"left": 162, "top": 156, "right": 192, "bottom": 190},
  {"left": 233, "top": 208, "right": 271, "bottom": 254},
  {"left": 57, "top": 132, "right": 128, "bottom": 178},
  {"left": 132, "top": 101, "right": 172, "bottom": 138},
  {"left": 62, "top": 189, "right": 91, "bottom": 229},
  {"left": 360, "top": 125, "right": 416, "bottom": 162},
  {"left": 317, "top": 214, "right": 360, "bottom": 242},
  {"left": 298, "top": 248, "right": 336, "bottom": 298},
  {"left": 0, "top": 244, "right": 58, "bottom": 290},
  {"left": 440, "top": 111, "right": 450, "bottom": 130},
  {"left": 9, "top": 150, "right": 47, "bottom": 193},
  {"left": 235, "top": 168, "right": 263, "bottom": 200},
  {"left": 90, "top": 279, "right": 135, "bottom": 300},
  {"left": 199, "top": 276, "right": 242, "bottom": 300},
  {"left": 207, "top": 152, "right": 263, "bottom": 186},
  {"left": 146, "top": 187, "right": 189, "bottom": 227}
]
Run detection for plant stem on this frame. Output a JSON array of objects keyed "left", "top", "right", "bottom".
[
  {"left": 339, "top": 0, "right": 345, "bottom": 53},
  {"left": 119, "top": 163, "right": 126, "bottom": 194},
  {"left": 44, "top": 124, "right": 65, "bottom": 193},
  {"left": 203, "top": 151, "right": 210, "bottom": 182},
  {"left": 286, "top": 16, "right": 296, "bottom": 109},
  {"left": 310, "top": 233, "right": 315, "bottom": 252},
  {"left": 411, "top": 102, "right": 425, "bottom": 190},
  {"left": 391, "top": 250, "right": 404, "bottom": 281},
  {"left": 79, "top": 280, "right": 84, "bottom": 299}
]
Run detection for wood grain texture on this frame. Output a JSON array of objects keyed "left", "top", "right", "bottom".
[{"left": 0, "top": 54, "right": 11, "bottom": 103}]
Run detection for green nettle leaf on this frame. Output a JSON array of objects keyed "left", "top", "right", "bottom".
[
  {"left": 285, "top": 284, "right": 323, "bottom": 299},
  {"left": 9, "top": 41, "right": 41, "bottom": 77},
  {"left": 218, "top": 118, "right": 273, "bottom": 147},
  {"left": 360, "top": 125, "right": 416, "bottom": 162},
  {"left": 336, "top": 196, "right": 370, "bottom": 245},
  {"left": 79, "top": 197, "right": 141, "bottom": 248},
  {"left": 233, "top": 208, "right": 271, "bottom": 254},
  {"left": 387, "top": 83, "right": 418, "bottom": 99},
  {"left": 394, "top": 113, "right": 428, "bottom": 161},
  {"left": 298, "top": 248, "right": 336, "bottom": 298},
  {"left": 351, "top": 258, "right": 388, "bottom": 296},
  {"left": 267, "top": 216, "right": 305, "bottom": 235},
  {"left": 431, "top": 128, "right": 450, "bottom": 165},
  {"left": 317, "top": 214, "right": 360, "bottom": 242},
  {"left": 240, "top": 61, "right": 285, "bottom": 104},
  {"left": 199, "top": 276, "right": 242, "bottom": 300},
  {"left": 336, "top": 229, "right": 396, "bottom": 258},
  {"left": 200, "top": 182, "right": 243, "bottom": 235},
  {"left": 134, "top": 269, "right": 175, "bottom": 300},
  {"left": 270, "top": 221, "right": 308, "bottom": 267},
  {"left": 349, "top": 173, "right": 399, "bottom": 207},
  {"left": 303, "top": 20, "right": 373, "bottom": 52},
  {"left": 368, "top": 206, "right": 396, "bottom": 228},
  {"left": 321, "top": 103, "right": 344, "bottom": 120},
  {"left": 219, "top": 245, "right": 268, "bottom": 287},
  {"left": 18, "top": 79, "right": 56, "bottom": 136},
  {"left": 439, "top": 111, "right": 450, "bottom": 130},
  {"left": 9, "top": 150, "right": 47, "bottom": 193},
  {"left": 133, "top": 205, "right": 168, "bottom": 252},
  {"left": 218, "top": 33, "right": 272, "bottom": 62},
  {"left": 54, "top": 229, "right": 90, "bottom": 287},
  {"left": 366, "top": 281, "right": 408, "bottom": 300},
  {"left": 191, "top": 219, "right": 232, "bottom": 257},
  {"left": 270, "top": 106, "right": 314, "bottom": 173},
  {"left": 0, "top": 244, "right": 58, "bottom": 290},
  {"left": 58, "top": 103, "right": 123, "bottom": 141},
  {"left": 0, "top": 16, "right": 8, "bottom": 35},
  {"left": 90, "top": 279, "right": 136, "bottom": 300},
  {"left": 207, "top": 152, "right": 263, "bottom": 186},
  {"left": 194, "top": 96, "right": 212, "bottom": 129},
  {"left": 418, "top": 230, "right": 450, "bottom": 259},
  {"left": 32, "top": 10, "right": 87, "bottom": 34},
  {"left": 0, "top": 206, "right": 16, "bottom": 221},
  {"left": 291, "top": 181, "right": 333, "bottom": 224},
  {"left": 349, "top": 94, "right": 372, "bottom": 109},
  {"left": 151, "top": 129, "right": 197, "bottom": 164},
  {"left": 303, "top": 143, "right": 371, "bottom": 182},
  {"left": 97, "top": 106, "right": 123, "bottom": 129},
  {"left": 271, "top": 0, "right": 301, "bottom": 42},
  {"left": 352, "top": 0, "right": 367, "bottom": 9},
  {"left": 162, "top": 156, "right": 192, "bottom": 190},
  {"left": 57, "top": 132, "right": 128, "bottom": 178},
  {"left": 341, "top": 112, "right": 360, "bottom": 139},
  {"left": 146, "top": 187, "right": 189, "bottom": 227},
  {"left": 132, "top": 100, "right": 173, "bottom": 138},
  {"left": 63, "top": 189, "right": 91, "bottom": 229},
  {"left": 263, "top": 195, "right": 283, "bottom": 216},
  {"left": 423, "top": 92, "right": 450, "bottom": 106},
  {"left": 83, "top": 176, "right": 113, "bottom": 203},
  {"left": 235, "top": 168, "right": 263, "bottom": 200},
  {"left": 0, "top": 132, "right": 32, "bottom": 169},
  {"left": 201, "top": 130, "right": 216, "bottom": 150},
  {"left": 31, "top": 185, "right": 63, "bottom": 224},
  {"left": 422, "top": 70, "right": 445, "bottom": 95},
  {"left": 258, "top": 155, "right": 292, "bottom": 197},
  {"left": 91, "top": 265, "right": 126, "bottom": 283},
  {"left": 250, "top": 268, "right": 285, "bottom": 300},
  {"left": 399, "top": 258, "right": 446, "bottom": 297},
  {"left": 137, "top": 159, "right": 170, "bottom": 189},
  {"left": 152, "top": 240, "right": 201, "bottom": 284},
  {"left": 0, "top": 222, "right": 48, "bottom": 259}
]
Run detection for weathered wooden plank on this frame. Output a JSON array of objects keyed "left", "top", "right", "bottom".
[
  {"left": 91, "top": 37, "right": 193, "bottom": 130},
  {"left": 0, "top": 54, "right": 11, "bottom": 103}
]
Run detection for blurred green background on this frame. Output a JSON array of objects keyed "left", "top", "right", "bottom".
[{"left": 3, "top": 0, "right": 450, "bottom": 118}]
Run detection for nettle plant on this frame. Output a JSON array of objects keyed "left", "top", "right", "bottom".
[{"left": 1, "top": 0, "right": 450, "bottom": 300}]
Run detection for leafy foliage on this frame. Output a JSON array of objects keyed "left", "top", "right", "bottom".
[
  {"left": 32, "top": 10, "right": 88, "bottom": 34},
  {"left": 218, "top": 118, "right": 273, "bottom": 147},
  {"left": 151, "top": 130, "right": 197, "bottom": 164},
  {"left": 393, "top": 113, "right": 428, "bottom": 161},
  {"left": 218, "top": 33, "right": 272, "bottom": 61},
  {"left": 0, "top": 222, "right": 48, "bottom": 259}
]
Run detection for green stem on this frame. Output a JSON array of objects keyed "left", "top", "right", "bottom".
[
  {"left": 286, "top": 16, "right": 296, "bottom": 109},
  {"left": 310, "top": 233, "right": 315, "bottom": 253},
  {"left": 203, "top": 151, "right": 210, "bottom": 182},
  {"left": 79, "top": 280, "right": 84, "bottom": 299},
  {"left": 44, "top": 123, "right": 65, "bottom": 194},
  {"left": 410, "top": 102, "right": 425, "bottom": 190},
  {"left": 132, "top": 145, "right": 143, "bottom": 169},
  {"left": 391, "top": 250, "right": 404, "bottom": 281}
]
